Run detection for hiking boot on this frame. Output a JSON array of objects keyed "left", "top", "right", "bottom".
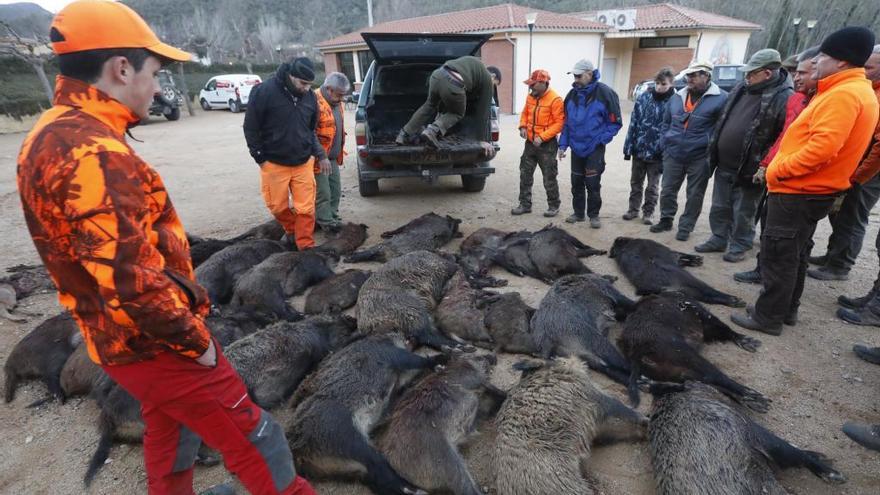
[
  {"left": 842, "top": 422, "right": 880, "bottom": 452},
  {"left": 317, "top": 222, "right": 342, "bottom": 234},
  {"left": 837, "top": 307, "right": 880, "bottom": 327},
  {"left": 838, "top": 289, "right": 876, "bottom": 310},
  {"left": 784, "top": 309, "right": 798, "bottom": 326},
  {"left": 543, "top": 207, "right": 559, "bottom": 218},
  {"left": 420, "top": 124, "right": 443, "bottom": 148},
  {"left": 565, "top": 214, "right": 585, "bottom": 223},
  {"left": 808, "top": 254, "right": 828, "bottom": 265},
  {"left": 723, "top": 251, "right": 747, "bottom": 263},
  {"left": 675, "top": 230, "right": 690, "bottom": 242},
  {"left": 807, "top": 266, "right": 850, "bottom": 281},
  {"left": 694, "top": 240, "right": 727, "bottom": 253},
  {"left": 641, "top": 213, "right": 654, "bottom": 225},
  {"left": 853, "top": 344, "right": 880, "bottom": 365},
  {"left": 590, "top": 217, "right": 601, "bottom": 229},
  {"left": 650, "top": 218, "right": 673, "bottom": 233},
  {"left": 622, "top": 210, "right": 639, "bottom": 220},
  {"left": 511, "top": 205, "right": 531, "bottom": 215},
  {"left": 198, "top": 484, "right": 236, "bottom": 495},
  {"left": 734, "top": 268, "right": 762, "bottom": 284},
  {"left": 731, "top": 311, "right": 782, "bottom": 336}
]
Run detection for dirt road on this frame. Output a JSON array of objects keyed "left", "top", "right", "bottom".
[{"left": 1, "top": 107, "right": 878, "bottom": 494}]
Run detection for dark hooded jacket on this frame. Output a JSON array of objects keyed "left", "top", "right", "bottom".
[
  {"left": 243, "top": 63, "right": 326, "bottom": 166},
  {"left": 624, "top": 87, "right": 674, "bottom": 161},
  {"left": 708, "top": 69, "right": 793, "bottom": 181}
]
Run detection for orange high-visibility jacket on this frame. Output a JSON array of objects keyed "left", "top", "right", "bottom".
[
  {"left": 17, "top": 76, "right": 211, "bottom": 366},
  {"left": 518, "top": 88, "right": 565, "bottom": 142},
  {"left": 766, "top": 68, "right": 880, "bottom": 194},
  {"left": 315, "top": 89, "right": 345, "bottom": 165}
]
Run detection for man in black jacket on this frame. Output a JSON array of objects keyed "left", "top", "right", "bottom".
[
  {"left": 696, "top": 49, "right": 793, "bottom": 262},
  {"left": 243, "top": 57, "right": 328, "bottom": 250}
]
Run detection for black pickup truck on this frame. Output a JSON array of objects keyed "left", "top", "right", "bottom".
[{"left": 353, "top": 33, "right": 499, "bottom": 196}]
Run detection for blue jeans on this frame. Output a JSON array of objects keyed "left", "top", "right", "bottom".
[
  {"left": 571, "top": 146, "right": 605, "bottom": 219},
  {"left": 658, "top": 155, "right": 711, "bottom": 233}
]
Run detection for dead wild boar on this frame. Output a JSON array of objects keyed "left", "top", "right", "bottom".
[
  {"left": 480, "top": 292, "right": 538, "bottom": 355},
  {"left": 224, "top": 314, "right": 358, "bottom": 409},
  {"left": 526, "top": 225, "right": 606, "bottom": 282},
  {"left": 195, "top": 239, "right": 286, "bottom": 305},
  {"left": 316, "top": 222, "right": 369, "bottom": 256},
  {"left": 60, "top": 344, "right": 102, "bottom": 398},
  {"left": 435, "top": 270, "right": 494, "bottom": 346},
  {"left": 346, "top": 213, "right": 461, "bottom": 263},
  {"left": 286, "top": 333, "right": 446, "bottom": 495},
  {"left": 4, "top": 312, "right": 81, "bottom": 404},
  {"left": 304, "top": 269, "right": 371, "bottom": 314}
]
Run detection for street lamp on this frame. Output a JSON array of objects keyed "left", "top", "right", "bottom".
[
  {"left": 792, "top": 18, "right": 801, "bottom": 54},
  {"left": 526, "top": 12, "right": 537, "bottom": 75}
]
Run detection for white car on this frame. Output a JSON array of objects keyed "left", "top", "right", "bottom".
[{"left": 199, "top": 74, "right": 262, "bottom": 113}]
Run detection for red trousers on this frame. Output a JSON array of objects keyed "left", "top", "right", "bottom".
[{"left": 102, "top": 345, "right": 316, "bottom": 495}]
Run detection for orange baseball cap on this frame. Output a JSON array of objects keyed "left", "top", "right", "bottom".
[
  {"left": 50, "top": 0, "right": 191, "bottom": 62},
  {"left": 524, "top": 69, "right": 551, "bottom": 86}
]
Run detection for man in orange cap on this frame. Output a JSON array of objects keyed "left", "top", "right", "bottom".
[
  {"left": 16, "top": 2, "right": 316, "bottom": 494},
  {"left": 511, "top": 69, "right": 565, "bottom": 217}
]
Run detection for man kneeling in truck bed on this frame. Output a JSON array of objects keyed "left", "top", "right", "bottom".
[{"left": 396, "top": 54, "right": 496, "bottom": 156}]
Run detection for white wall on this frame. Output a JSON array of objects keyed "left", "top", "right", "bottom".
[
  {"left": 510, "top": 32, "right": 603, "bottom": 112},
  {"left": 695, "top": 30, "right": 752, "bottom": 65}
]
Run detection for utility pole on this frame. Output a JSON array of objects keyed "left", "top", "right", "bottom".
[{"left": 367, "top": 0, "right": 374, "bottom": 27}]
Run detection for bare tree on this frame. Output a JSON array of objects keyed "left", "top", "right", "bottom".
[
  {"left": 0, "top": 21, "right": 53, "bottom": 104},
  {"left": 256, "top": 15, "right": 288, "bottom": 62}
]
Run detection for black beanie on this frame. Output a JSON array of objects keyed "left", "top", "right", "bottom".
[
  {"left": 819, "top": 26, "right": 876, "bottom": 67},
  {"left": 288, "top": 57, "right": 315, "bottom": 81}
]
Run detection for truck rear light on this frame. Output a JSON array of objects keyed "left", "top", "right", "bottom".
[
  {"left": 355, "top": 122, "right": 366, "bottom": 146},
  {"left": 370, "top": 158, "right": 384, "bottom": 168},
  {"left": 491, "top": 131, "right": 499, "bottom": 141},
  {"left": 358, "top": 150, "right": 369, "bottom": 158}
]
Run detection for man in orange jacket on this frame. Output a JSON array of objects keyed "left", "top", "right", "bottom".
[
  {"left": 731, "top": 27, "right": 880, "bottom": 335},
  {"left": 314, "top": 72, "right": 350, "bottom": 232},
  {"left": 511, "top": 69, "right": 565, "bottom": 217},
  {"left": 16, "top": 2, "right": 315, "bottom": 494},
  {"left": 807, "top": 45, "right": 880, "bottom": 281}
]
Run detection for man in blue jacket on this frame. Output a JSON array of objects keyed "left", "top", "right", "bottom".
[
  {"left": 651, "top": 61, "right": 728, "bottom": 241},
  {"left": 558, "top": 59, "right": 622, "bottom": 228}
]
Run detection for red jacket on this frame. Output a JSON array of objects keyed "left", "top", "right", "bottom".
[
  {"left": 850, "top": 80, "right": 880, "bottom": 185},
  {"left": 760, "top": 91, "right": 812, "bottom": 168}
]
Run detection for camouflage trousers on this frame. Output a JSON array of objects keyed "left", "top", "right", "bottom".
[{"left": 518, "top": 139, "right": 560, "bottom": 210}]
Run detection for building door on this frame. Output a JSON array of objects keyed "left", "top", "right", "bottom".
[{"left": 602, "top": 58, "right": 617, "bottom": 89}]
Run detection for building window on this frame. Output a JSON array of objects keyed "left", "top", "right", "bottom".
[
  {"left": 356, "top": 50, "right": 374, "bottom": 77},
  {"left": 639, "top": 36, "right": 690, "bottom": 49},
  {"left": 338, "top": 52, "right": 356, "bottom": 84}
]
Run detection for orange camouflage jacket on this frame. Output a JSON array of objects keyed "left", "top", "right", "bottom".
[{"left": 17, "top": 76, "right": 211, "bottom": 366}]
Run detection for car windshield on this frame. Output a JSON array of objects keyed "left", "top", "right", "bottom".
[{"left": 717, "top": 66, "right": 739, "bottom": 80}]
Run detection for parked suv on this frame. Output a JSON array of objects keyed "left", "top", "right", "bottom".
[
  {"left": 354, "top": 33, "right": 499, "bottom": 196},
  {"left": 199, "top": 74, "right": 262, "bottom": 113},
  {"left": 149, "top": 69, "right": 183, "bottom": 121}
]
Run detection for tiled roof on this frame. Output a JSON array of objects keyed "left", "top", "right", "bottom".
[
  {"left": 317, "top": 3, "right": 607, "bottom": 49},
  {"left": 575, "top": 3, "right": 761, "bottom": 31}
]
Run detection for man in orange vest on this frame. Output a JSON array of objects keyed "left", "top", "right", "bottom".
[
  {"left": 511, "top": 69, "right": 565, "bottom": 217},
  {"left": 16, "top": 2, "right": 316, "bottom": 493},
  {"left": 731, "top": 27, "right": 879, "bottom": 335},
  {"left": 315, "top": 72, "right": 350, "bottom": 232}
]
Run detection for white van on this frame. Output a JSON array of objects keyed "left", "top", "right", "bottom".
[{"left": 199, "top": 74, "right": 262, "bottom": 113}]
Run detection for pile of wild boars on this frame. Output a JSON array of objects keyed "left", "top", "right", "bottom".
[{"left": 3, "top": 213, "right": 854, "bottom": 493}]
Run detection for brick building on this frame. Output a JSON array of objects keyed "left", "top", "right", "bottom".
[{"left": 316, "top": 3, "right": 760, "bottom": 113}]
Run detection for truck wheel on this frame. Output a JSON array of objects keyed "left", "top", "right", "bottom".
[
  {"left": 165, "top": 107, "right": 181, "bottom": 121},
  {"left": 200, "top": 98, "right": 211, "bottom": 111},
  {"left": 228, "top": 99, "right": 241, "bottom": 113},
  {"left": 359, "top": 179, "right": 379, "bottom": 197},
  {"left": 461, "top": 175, "right": 486, "bottom": 192}
]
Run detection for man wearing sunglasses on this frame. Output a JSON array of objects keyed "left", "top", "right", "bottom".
[{"left": 651, "top": 61, "right": 728, "bottom": 241}]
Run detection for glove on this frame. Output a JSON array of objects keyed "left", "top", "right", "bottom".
[
  {"left": 519, "top": 128, "right": 527, "bottom": 139},
  {"left": 624, "top": 154, "right": 631, "bottom": 161},
  {"left": 752, "top": 167, "right": 766, "bottom": 185}
]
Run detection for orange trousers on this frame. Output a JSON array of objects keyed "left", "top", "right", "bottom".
[{"left": 260, "top": 159, "right": 316, "bottom": 249}]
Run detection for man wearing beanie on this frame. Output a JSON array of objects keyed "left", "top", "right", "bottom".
[
  {"left": 731, "top": 27, "right": 880, "bottom": 335},
  {"left": 17, "top": 1, "right": 316, "bottom": 494},
  {"left": 244, "top": 56, "right": 327, "bottom": 250}
]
